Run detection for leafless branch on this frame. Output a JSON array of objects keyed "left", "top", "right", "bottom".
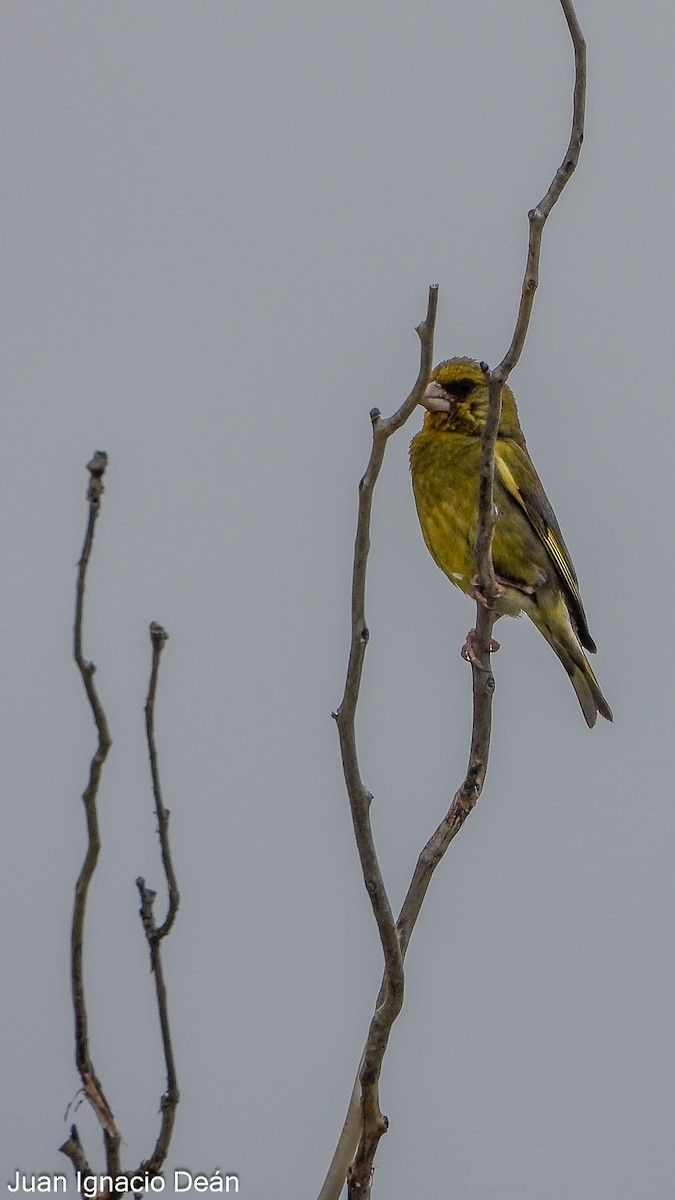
[
  {"left": 321, "top": 3, "right": 586, "bottom": 1196},
  {"left": 67, "top": 450, "right": 121, "bottom": 1172},
  {"left": 474, "top": 0, "right": 586, "bottom": 613},
  {"left": 136, "top": 620, "right": 181, "bottom": 1172},
  {"left": 330, "top": 286, "right": 437, "bottom": 1192},
  {"left": 143, "top": 621, "right": 180, "bottom": 938},
  {"left": 59, "top": 1126, "right": 92, "bottom": 1181},
  {"left": 62, "top": 463, "right": 180, "bottom": 1198}
]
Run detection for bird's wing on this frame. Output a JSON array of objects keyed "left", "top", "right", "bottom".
[{"left": 495, "top": 438, "right": 596, "bottom": 652}]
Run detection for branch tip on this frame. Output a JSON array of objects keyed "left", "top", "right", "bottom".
[
  {"left": 150, "top": 621, "right": 169, "bottom": 648},
  {"left": 86, "top": 450, "right": 108, "bottom": 477}
]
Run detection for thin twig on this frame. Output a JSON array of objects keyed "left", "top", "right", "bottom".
[
  {"left": 64, "top": 467, "right": 181, "bottom": 1196},
  {"left": 144, "top": 621, "right": 180, "bottom": 937},
  {"left": 66, "top": 451, "right": 122, "bottom": 1173},
  {"left": 321, "top": 3, "right": 586, "bottom": 1196},
  {"left": 136, "top": 620, "right": 180, "bottom": 1172},
  {"left": 498, "top": 0, "right": 586, "bottom": 380}
]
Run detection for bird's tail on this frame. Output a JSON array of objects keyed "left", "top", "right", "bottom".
[
  {"left": 531, "top": 599, "right": 613, "bottom": 728},
  {"left": 567, "top": 656, "right": 613, "bottom": 728}
]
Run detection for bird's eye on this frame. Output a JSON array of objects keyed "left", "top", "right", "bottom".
[{"left": 449, "top": 378, "right": 474, "bottom": 398}]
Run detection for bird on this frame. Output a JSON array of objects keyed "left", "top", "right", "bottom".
[{"left": 409, "top": 357, "right": 612, "bottom": 727}]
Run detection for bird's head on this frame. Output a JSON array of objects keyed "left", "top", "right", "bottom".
[{"left": 420, "top": 357, "right": 524, "bottom": 443}]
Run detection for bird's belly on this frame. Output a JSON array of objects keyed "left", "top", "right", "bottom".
[
  {"left": 414, "top": 493, "right": 534, "bottom": 620},
  {"left": 411, "top": 431, "right": 535, "bottom": 615}
]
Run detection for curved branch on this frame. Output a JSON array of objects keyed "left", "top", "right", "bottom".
[
  {"left": 497, "top": 0, "right": 586, "bottom": 379},
  {"left": 331, "top": 287, "right": 438, "bottom": 1194},
  {"left": 136, "top": 620, "right": 181, "bottom": 1172},
  {"left": 474, "top": 0, "right": 585, "bottom": 621},
  {"left": 144, "top": 621, "right": 180, "bottom": 938},
  {"left": 67, "top": 451, "right": 121, "bottom": 1171}
]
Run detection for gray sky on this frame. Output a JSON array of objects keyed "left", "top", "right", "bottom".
[{"left": 3, "top": 2, "right": 674, "bottom": 1197}]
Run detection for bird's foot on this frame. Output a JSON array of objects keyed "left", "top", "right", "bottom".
[
  {"left": 471, "top": 574, "right": 507, "bottom": 608},
  {"left": 461, "top": 629, "right": 500, "bottom": 666}
]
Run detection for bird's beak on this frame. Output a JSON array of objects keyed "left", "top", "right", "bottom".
[{"left": 420, "top": 380, "right": 452, "bottom": 413}]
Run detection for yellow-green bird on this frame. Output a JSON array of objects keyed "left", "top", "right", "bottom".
[{"left": 409, "top": 357, "right": 612, "bottom": 727}]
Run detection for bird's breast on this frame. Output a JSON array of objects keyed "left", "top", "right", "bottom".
[{"left": 410, "top": 429, "right": 480, "bottom": 596}]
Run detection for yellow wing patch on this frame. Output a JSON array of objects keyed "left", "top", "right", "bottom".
[
  {"left": 495, "top": 443, "right": 582, "bottom": 610},
  {"left": 543, "top": 528, "right": 582, "bottom": 609}
]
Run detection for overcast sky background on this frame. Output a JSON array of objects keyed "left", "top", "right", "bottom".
[{"left": 3, "top": 2, "right": 675, "bottom": 1197}]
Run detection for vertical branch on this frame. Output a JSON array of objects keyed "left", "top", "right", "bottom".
[
  {"left": 64, "top": 450, "right": 122, "bottom": 1173},
  {"left": 136, "top": 620, "right": 181, "bottom": 1173},
  {"left": 144, "top": 621, "right": 180, "bottom": 937},
  {"left": 471, "top": 0, "right": 586, "bottom": 684},
  {"left": 320, "top": 3, "right": 586, "bottom": 1197},
  {"left": 497, "top": 0, "right": 586, "bottom": 379},
  {"left": 332, "top": 287, "right": 438, "bottom": 1197},
  {"left": 471, "top": 0, "right": 586, "bottom": 752},
  {"left": 474, "top": 0, "right": 586, "bottom": 621},
  {"left": 61, "top": 470, "right": 181, "bottom": 1195}
]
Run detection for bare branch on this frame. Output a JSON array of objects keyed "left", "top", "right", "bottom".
[
  {"left": 331, "top": 287, "right": 437, "bottom": 1194},
  {"left": 320, "top": 645, "right": 497, "bottom": 1200},
  {"left": 499, "top": 0, "right": 586, "bottom": 378},
  {"left": 64, "top": 470, "right": 180, "bottom": 1195},
  {"left": 58, "top": 1125, "right": 92, "bottom": 1180},
  {"left": 321, "top": 3, "right": 586, "bottom": 1196},
  {"left": 136, "top": 872, "right": 181, "bottom": 1174},
  {"left": 68, "top": 450, "right": 122, "bottom": 1172},
  {"left": 144, "top": 621, "right": 180, "bottom": 937},
  {"left": 474, "top": 0, "right": 585, "bottom": 620},
  {"left": 136, "top": 620, "right": 180, "bottom": 1172}
]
